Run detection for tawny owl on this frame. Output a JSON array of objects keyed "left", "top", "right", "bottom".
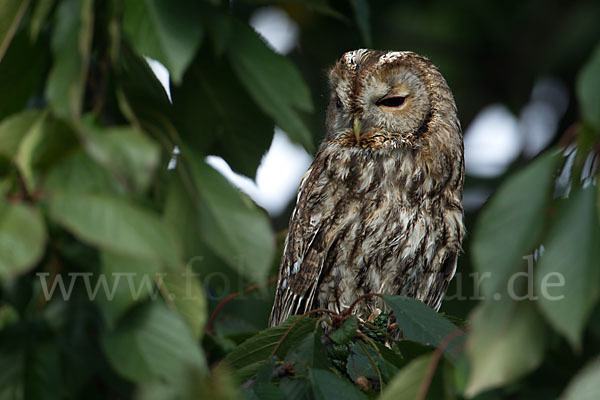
[{"left": 269, "top": 49, "right": 464, "bottom": 327}]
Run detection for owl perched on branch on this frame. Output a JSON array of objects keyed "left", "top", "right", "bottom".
[{"left": 269, "top": 49, "right": 464, "bottom": 327}]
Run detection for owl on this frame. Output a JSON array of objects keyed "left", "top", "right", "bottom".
[{"left": 269, "top": 49, "right": 464, "bottom": 328}]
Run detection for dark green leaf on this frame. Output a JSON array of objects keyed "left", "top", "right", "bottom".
[
  {"left": 472, "top": 151, "right": 560, "bottom": 297},
  {"left": 535, "top": 185, "right": 600, "bottom": 349},
  {"left": 101, "top": 302, "right": 207, "bottom": 383},
  {"left": 285, "top": 332, "right": 330, "bottom": 369},
  {"left": 48, "top": 192, "right": 182, "bottom": 268},
  {"left": 577, "top": 44, "right": 600, "bottom": 130},
  {"left": 350, "top": 0, "right": 372, "bottom": 47},
  {"left": 223, "top": 316, "right": 318, "bottom": 381},
  {"left": 227, "top": 21, "right": 313, "bottom": 149},
  {"left": 45, "top": 0, "right": 93, "bottom": 120},
  {"left": 378, "top": 353, "right": 431, "bottom": 400},
  {"left": 162, "top": 271, "right": 208, "bottom": 339},
  {"left": 243, "top": 358, "right": 286, "bottom": 400},
  {"left": 466, "top": 298, "right": 547, "bottom": 396},
  {"left": 0, "top": 110, "right": 41, "bottom": 161},
  {"left": 329, "top": 315, "right": 359, "bottom": 345},
  {"left": 382, "top": 295, "right": 464, "bottom": 360},
  {"left": 0, "top": 202, "right": 46, "bottom": 280},
  {"left": 29, "top": 0, "right": 56, "bottom": 40},
  {"left": 24, "top": 341, "right": 60, "bottom": 400},
  {"left": 0, "top": 0, "right": 29, "bottom": 62},
  {"left": 310, "top": 368, "right": 367, "bottom": 400},
  {"left": 188, "top": 156, "right": 275, "bottom": 285},
  {"left": 122, "top": 0, "right": 203, "bottom": 83}
]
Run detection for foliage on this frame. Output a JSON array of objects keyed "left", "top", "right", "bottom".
[{"left": 0, "top": 0, "right": 600, "bottom": 399}]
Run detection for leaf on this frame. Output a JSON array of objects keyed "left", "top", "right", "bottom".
[
  {"left": 346, "top": 342, "right": 400, "bottom": 382},
  {"left": 0, "top": 32, "right": 49, "bottom": 121},
  {"left": 310, "top": 369, "right": 367, "bottom": 400},
  {"left": 329, "top": 315, "right": 359, "bottom": 345},
  {"left": 29, "top": 0, "right": 56, "bottom": 40},
  {"left": 82, "top": 118, "right": 161, "bottom": 194},
  {"left": 0, "top": 202, "right": 46, "bottom": 280},
  {"left": 350, "top": 0, "right": 372, "bottom": 47},
  {"left": 223, "top": 316, "right": 318, "bottom": 381},
  {"left": 560, "top": 357, "right": 600, "bottom": 400},
  {"left": 285, "top": 332, "right": 330, "bottom": 369},
  {"left": 0, "top": 110, "right": 41, "bottom": 161},
  {"left": 472, "top": 151, "right": 560, "bottom": 297},
  {"left": 171, "top": 50, "right": 274, "bottom": 178},
  {"left": 101, "top": 302, "right": 207, "bottom": 383},
  {"left": 227, "top": 20, "right": 314, "bottom": 149},
  {"left": 122, "top": 0, "right": 203, "bottom": 83},
  {"left": 48, "top": 192, "right": 182, "bottom": 269},
  {"left": 535, "top": 185, "right": 600, "bottom": 349},
  {"left": 378, "top": 353, "right": 432, "bottom": 400},
  {"left": 382, "top": 295, "right": 464, "bottom": 360},
  {"left": 94, "top": 251, "right": 162, "bottom": 329},
  {"left": 0, "top": 0, "right": 30, "bottom": 62},
  {"left": 162, "top": 271, "right": 208, "bottom": 339},
  {"left": 24, "top": 341, "right": 60, "bottom": 400},
  {"left": 188, "top": 156, "right": 275, "bottom": 285},
  {"left": 577, "top": 44, "right": 600, "bottom": 130},
  {"left": 465, "top": 298, "right": 547, "bottom": 397},
  {"left": 45, "top": 0, "right": 93, "bottom": 120},
  {"left": 243, "top": 358, "right": 286, "bottom": 400}
]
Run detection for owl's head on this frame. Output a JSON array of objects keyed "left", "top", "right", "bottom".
[{"left": 325, "top": 49, "right": 460, "bottom": 150}]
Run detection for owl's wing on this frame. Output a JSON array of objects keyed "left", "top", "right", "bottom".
[{"left": 269, "top": 164, "right": 332, "bottom": 326}]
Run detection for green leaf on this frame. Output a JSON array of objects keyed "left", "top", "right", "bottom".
[
  {"left": 310, "top": 369, "right": 367, "bottom": 400},
  {"left": 472, "top": 151, "right": 560, "bottom": 297},
  {"left": 329, "top": 315, "right": 359, "bottom": 345},
  {"left": 285, "top": 331, "right": 330, "bottom": 369},
  {"left": 29, "top": 0, "right": 56, "bottom": 40},
  {"left": 350, "top": 0, "right": 372, "bottom": 47},
  {"left": 122, "top": 0, "right": 203, "bottom": 83},
  {"left": 535, "top": 185, "right": 600, "bottom": 349},
  {"left": 0, "top": 0, "right": 29, "bottom": 62},
  {"left": 560, "top": 357, "right": 600, "bottom": 400},
  {"left": 0, "top": 202, "right": 46, "bottom": 280},
  {"left": 188, "top": 156, "right": 275, "bottom": 285},
  {"left": 0, "top": 110, "right": 41, "bottom": 161},
  {"left": 577, "top": 43, "right": 600, "bottom": 130},
  {"left": 171, "top": 51, "right": 274, "bottom": 178},
  {"left": 227, "top": 21, "right": 314, "bottom": 149},
  {"left": 378, "top": 353, "right": 431, "bottom": 400},
  {"left": 465, "top": 298, "right": 547, "bottom": 397},
  {"left": 101, "top": 302, "right": 207, "bottom": 383},
  {"left": 346, "top": 342, "right": 400, "bottom": 383},
  {"left": 82, "top": 118, "right": 161, "bottom": 194},
  {"left": 382, "top": 295, "right": 464, "bottom": 360},
  {"left": 162, "top": 271, "right": 208, "bottom": 339},
  {"left": 95, "top": 251, "right": 162, "bottom": 329},
  {"left": 24, "top": 341, "right": 60, "bottom": 400},
  {"left": 0, "top": 303, "right": 19, "bottom": 330},
  {"left": 0, "top": 32, "right": 49, "bottom": 121},
  {"left": 223, "top": 316, "right": 318, "bottom": 381},
  {"left": 48, "top": 192, "right": 182, "bottom": 268},
  {"left": 244, "top": 358, "right": 286, "bottom": 400},
  {"left": 45, "top": 0, "right": 93, "bottom": 120}
]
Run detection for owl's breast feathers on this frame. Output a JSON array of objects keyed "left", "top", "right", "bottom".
[{"left": 269, "top": 142, "right": 464, "bottom": 327}]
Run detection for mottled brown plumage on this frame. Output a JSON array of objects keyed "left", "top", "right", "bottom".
[{"left": 269, "top": 50, "right": 464, "bottom": 327}]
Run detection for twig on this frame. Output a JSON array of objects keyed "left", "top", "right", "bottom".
[
  {"left": 347, "top": 292, "right": 384, "bottom": 315},
  {"left": 357, "top": 337, "right": 384, "bottom": 393}
]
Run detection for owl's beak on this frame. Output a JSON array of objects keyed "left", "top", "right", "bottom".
[{"left": 353, "top": 118, "right": 362, "bottom": 143}]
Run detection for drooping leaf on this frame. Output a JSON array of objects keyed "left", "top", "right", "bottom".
[
  {"left": 82, "top": 118, "right": 161, "bottom": 194},
  {"left": 346, "top": 341, "right": 401, "bottom": 383},
  {"left": 465, "top": 298, "right": 547, "bottom": 397},
  {"left": 378, "top": 353, "right": 432, "bottom": 400},
  {"left": 285, "top": 331, "right": 330, "bottom": 369},
  {"left": 223, "top": 316, "right": 318, "bottom": 382},
  {"left": 0, "top": 202, "right": 46, "bottom": 280},
  {"left": 472, "top": 151, "right": 560, "bottom": 296},
  {"left": 162, "top": 271, "right": 208, "bottom": 339},
  {"left": 329, "top": 315, "right": 359, "bottom": 345},
  {"left": 48, "top": 192, "right": 182, "bottom": 268},
  {"left": 577, "top": 44, "right": 600, "bottom": 130},
  {"left": 122, "top": 0, "right": 203, "bottom": 83},
  {"left": 101, "top": 302, "right": 207, "bottom": 383},
  {"left": 188, "top": 156, "right": 275, "bottom": 285},
  {"left": 0, "top": 0, "right": 29, "bottom": 62},
  {"left": 227, "top": 20, "right": 314, "bottom": 149},
  {"left": 560, "top": 357, "right": 600, "bottom": 400},
  {"left": 310, "top": 368, "right": 367, "bottom": 400},
  {"left": 382, "top": 295, "right": 464, "bottom": 360},
  {"left": 171, "top": 50, "right": 274, "bottom": 178},
  {"left": 535, "top": 185, "right": 600, "bottom": 349},
  {"left": 0, "top": 32, "right": 49, "bottom": 121},
  {"left": 350, "top": 0, "right": 372, "bottom": 47},
  {"left": 45, "top": 0, "right": 93, "bottom": 120}
]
